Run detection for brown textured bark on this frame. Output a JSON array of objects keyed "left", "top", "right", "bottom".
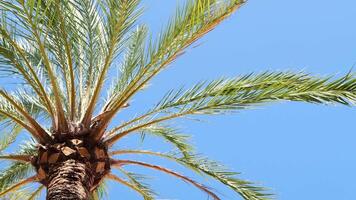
[{"left": 46, "top": 159, "right": 93, "bottom": 200}]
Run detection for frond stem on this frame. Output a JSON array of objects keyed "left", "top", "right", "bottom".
[{"left": 0, "top": 155, "right": 32, "bottom": 163}]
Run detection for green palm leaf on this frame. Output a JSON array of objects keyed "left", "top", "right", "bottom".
[{"left": 106, "top": 71, "right": 355, "bottom": 145}]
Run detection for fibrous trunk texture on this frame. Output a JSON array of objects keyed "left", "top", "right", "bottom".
[
  {"left": 32, "top": 125, "right": 111, "bottom": 199},
  {"left": 46, "top": 159, "right": 92, "bottom": 200}
]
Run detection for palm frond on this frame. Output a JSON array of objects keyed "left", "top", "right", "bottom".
[
  {"left": 90, "top": 181, "right": 108, "bottom": 200},
  {"left": 0, "top": 125, "right": 22, "bottom": 152},
  {"left": 110, "top": 125, "right": 194, "bottom": 159},
  {"left": 104, "top": 25, "right": 148, "bottom": 112},
  {"left": 112, "top": 159, "right": 221, "bottom": 200},
  {"left": 0, "top": 0, "right": 68, "bottom": 131},
  {"left": 106, "top": 173, "right": 154, "bottom": 199},
  {"left": 111, "top": 150, "right": 270, "bottom": 200},
  {"left": 105, "top": 71, "right": 356, "bottom": 146},
  {"left": 0, "top": 90, "right": 51, "bottom": 143},
  {"left": 81, "top": 0, "right": 142, "bottom": 126},
  {"left": 36, "top": 0, "right": 78, "bottom": 121},
  {"left": 0, "top": 17, "right": 55, "bottom": 118},
  {"left": 104, "top": 0, "right": 246, "bottom": 118},
  {"left": 0, "top": 162, "right": 34, "bottom": 192},
  {"left": 0, "top": 155, "right": 32, "bottom": 163},
  {"left": 70, "top": 0, "right": 107, "bottom": 119},
  {"left": 116, "top": 168, "right": 156, "bottom": 200},
  {"left": 0, "top": 142, "right": 37, "bottom": 197},
  {"left": 0, "top": 175, "right": 37, "bottom": 197},
  {"left": 0, "top": 89, "right": 51, "bottom": 147}
]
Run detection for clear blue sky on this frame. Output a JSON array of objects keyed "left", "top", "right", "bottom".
[
  {"left": 105, "top": 1, "right": 356, "bottom": 199},
  {"left": 7, "top": 0, "right": 355, "bottom": 199}
]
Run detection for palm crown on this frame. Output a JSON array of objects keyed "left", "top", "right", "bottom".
[{"left": 0, "top": 0, "right": 355, "bottom": 199}]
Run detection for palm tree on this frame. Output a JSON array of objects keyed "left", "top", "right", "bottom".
[{"left": 0, "top": 0, "right": 354, "bottom": 199}]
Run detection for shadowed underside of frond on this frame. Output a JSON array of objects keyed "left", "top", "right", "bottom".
[{"left": 0, "top": 0, "right": 354, "bottom": 199}]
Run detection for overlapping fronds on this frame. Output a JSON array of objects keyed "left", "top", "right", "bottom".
[
  {"left": 104, "top": 25, "right": 148, "bottom": 111},
  {"left": 0, "top": 89, "right": 50, "bottom": 145},
  {"left": 105, "top": 71, "right": 356, "bottom": 146},
  {"left": 0, "top": 14, "right": 54, "bottom": 118},
  {"left": 0, "top": 140, "right": 37, "bottom": 162},
  {"left": 0, "top": 141, "right": 37, "bottom": 197},
  {"left": 0, "top": 90, "right": 50, "bottom": 143},
  {"left": 81, "top": 0, "right": 143, "bottom": 125},
  {"left": 0, "top": 162, "right": 34, "bottom": 192},
  {"left": 0, "top": 175, "right": 37, "bottom": 197},
  {"left": 102, "top": 0, "right": 246, "bottom": 122},
  {"left": 0, "top": 0, "right": 144, "bottom": 128}
]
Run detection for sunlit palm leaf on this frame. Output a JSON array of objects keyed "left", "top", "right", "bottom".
[
  {"left": 103, "top": 0, "right": 246, "bottom": 122},
  {"left": 106, "top": 71, "right": 355, "bottom": 145}
]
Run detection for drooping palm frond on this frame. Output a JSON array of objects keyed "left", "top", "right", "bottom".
[
  {"left": 115, "top": 168, "right": 156, "bottom": 200},
  {"left": 105, "top": 71, "right": 356, "bottom": 145},
  {"left": 111, "top": 150, "right": 269, "bottom": 200},
  {"left": 112, "top": 159, "right": 222, "bottom": 200},
  {"left": 0, "top": 89, "right": 51, "bottom": 147},
  {"left": 107, "top": 173, "right": 155, "bottom": 200},
  {"left": 0, "top": 95, "right": 42, "bottom": 141}
]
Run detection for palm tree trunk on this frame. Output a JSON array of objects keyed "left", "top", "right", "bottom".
[{"left": 46, "top": 159, "right": 93, "bottom": 200}]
